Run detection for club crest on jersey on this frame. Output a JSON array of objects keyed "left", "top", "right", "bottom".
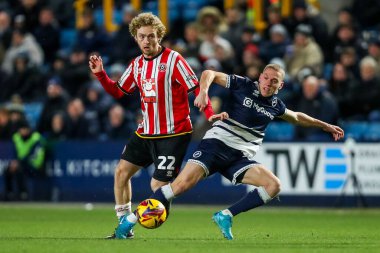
[
  {"left": 272, "top": 97, "right": 277, "bottom": 107},
  {"left": 159, "top": 63, "right": 166, "bottom": 72},
  {"left": 193, "top": 151, "right": 202, "bottom": 158},
  {"left": 138, "top": 67, "right": 142, "bottom": 73},
  {"left": 252, "top": 90, "right": 260, "bottom": 97},
  {"left": 142, "top": 78, "right": 157, "bottom": 103}
]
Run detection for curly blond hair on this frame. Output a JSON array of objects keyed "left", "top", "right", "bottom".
[{"left": 129, "top": 12, "right": 166, "bottom": 39}]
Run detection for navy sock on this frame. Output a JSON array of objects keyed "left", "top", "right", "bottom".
[
  {"left": 228, "top": 189, "right": 265, "bottom": 216},
  {"left": 149, "top": 188, "right": 170, "bottom": 213}
]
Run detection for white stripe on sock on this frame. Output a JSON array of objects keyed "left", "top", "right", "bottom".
[
  {"left": 126, "top": 212, "right": 137, "bottom": 223},
  {"left": 161, "top": 184, "right": 175, "bottom": 201},
  {"left": 257, "top": 186, "right": 272, "bottom": 204}
]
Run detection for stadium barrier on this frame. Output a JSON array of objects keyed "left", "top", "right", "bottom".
[{"left": 1, "top": 141, "right": 379, "bottom": 206}]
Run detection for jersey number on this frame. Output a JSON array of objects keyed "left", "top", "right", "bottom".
[{"left": 158, "top": 156, "right": 175, "bottom": 170}]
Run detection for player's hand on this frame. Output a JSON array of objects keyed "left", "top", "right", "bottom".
[
  {"left": 208, "top": 112, "right": 229, "bottom": 122},
  {"left": 89, "top": 55, "right": 104, "bottom": 73},
  {"left": 323, "top": 124, "right": 345, "bottom": 141},
  {"left": 194, "top": 91, "right": 208, "bottom": 112}
]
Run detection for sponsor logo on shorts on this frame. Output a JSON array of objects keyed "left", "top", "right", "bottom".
[{"left": 193, "top": 151, "right": 202, "bottom": 158}]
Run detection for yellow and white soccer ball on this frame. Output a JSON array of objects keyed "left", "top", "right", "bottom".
[{"left": 136, "top": 199, "right": 167, "bottom": 229}]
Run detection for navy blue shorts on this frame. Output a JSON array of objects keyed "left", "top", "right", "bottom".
[{"left": 188, "top": 139, "right": 258, "bottom": 185}]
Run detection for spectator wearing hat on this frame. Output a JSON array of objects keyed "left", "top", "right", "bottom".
[
  {"left": 259, "top": 24, "right": 290, "bottom": 64},
  {"left": 3, "top": 118, "right": 46, "bottom": 201},
  {"left": 284, "top": 24, "right": 324, "bottom": 81},
  {"left": 1, "top": 28, "right": 44, "bottom": 75}
]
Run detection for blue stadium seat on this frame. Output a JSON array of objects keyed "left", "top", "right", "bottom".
[
  {"left": 182, "top": 0, "right": 207, "bottom": 21},
  {"left": 23, "top": 102, "right": 43, "bottom": 129},
  {"left": 264, "top": 122, "right": 295, "bottom": 141},
  {"left": 362, "top": 123, "right": 380, "bottom": 141},
  {"left": 143, "top": 1, "right": 159, "bottom": 16},
  {"left": 60, "top": 28, "right": 77, "bottom": 52},
  {"left": 94, "top": 9, "right": 123, "bottom": 26},
  {"left": 342, "top": 122, "right": 368, "bottom": 141}
]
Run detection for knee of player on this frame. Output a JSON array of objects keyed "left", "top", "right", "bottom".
[
  {"left": 269, "top": 177, "right": 281, "bottom": 196},
  {"left": 115, "top": 165, "right": 130, "bottom": 179}
]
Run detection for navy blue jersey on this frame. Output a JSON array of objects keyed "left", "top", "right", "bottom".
[{"left": 203, "top": 74, "right": 287, "bottom": 159}]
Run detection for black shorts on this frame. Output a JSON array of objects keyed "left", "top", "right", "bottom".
[{"left": 121, "top": 132, "right": 192, "bottom": 182}]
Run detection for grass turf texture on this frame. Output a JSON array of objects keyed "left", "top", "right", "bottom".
[{"left": 0, "top": 204, "right": 379, "bottom": 253}]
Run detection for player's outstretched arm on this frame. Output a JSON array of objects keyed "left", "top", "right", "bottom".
[
  {"left": 279, "top": 109, "right": 344, "bottom": 141},
  {"left": 88, "top": 55, "right": 124, "bottom": 99},
  {"left": 194, "top": 70, "right": 228, "bottom": 111}
]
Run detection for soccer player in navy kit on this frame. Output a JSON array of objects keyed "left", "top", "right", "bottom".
[{"left": 119, "top": 63, "right": 344, "bottom": 239}]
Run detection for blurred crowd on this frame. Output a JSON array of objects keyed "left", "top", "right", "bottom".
[{"left": 1, "top": 0, "right": 380, "bottom": 144}]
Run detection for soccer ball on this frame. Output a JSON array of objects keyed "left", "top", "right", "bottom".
[{"left": 136, "top": 199, "right": 167, "bottom": 229}]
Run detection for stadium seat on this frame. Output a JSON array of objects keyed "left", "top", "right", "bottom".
[
  {"left": 362, "top": 123, "right": 380, "bottom": 141},
  {"left": 182, "top": 0, "right": 207, "bottom": 21},
  {"left": 23, "top": 102, "right": 43, "bottom": 129},
  {"left": 264, "top": 122, "right": 295, "bottom": 141},
  {"left": 60, "top": 28, "right": 77, "bottom": 52},
  {"left": 143, "top": 1, "right": 159, "bottom": 16},
  {"left": 342, "top": 121, "right": 368, "bottom": 141}
]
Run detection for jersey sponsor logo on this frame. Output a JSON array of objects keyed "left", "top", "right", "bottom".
[
  {"left": 253, "top": 102, "right": 274, "bottom": 120},
  {"left": 159, "top": 63, "right": 166, "bottom": 72},
  {"left": 243, "top": 97, "right": 253, "bottom": 108},
  {"left": 272, "top": 97, "right": 278, "bottom": 107},
  {"left": 193, "top": 151, "right": 202, "bottom": 158},
  {"left": 142, "top": 78, "right": 157, "bottom": 103},
  {"left": 244, "top": 97, "right": 274, "bottom": 119}
]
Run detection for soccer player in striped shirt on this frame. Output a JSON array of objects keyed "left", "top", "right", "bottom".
[
  {"left": 146, "top": 63, "right": 345, "bottom": 240},
  {"left": 89, "top": 13, "right": 222, "bottom": 239}
]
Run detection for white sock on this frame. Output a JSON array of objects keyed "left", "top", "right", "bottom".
[
  {"left": 161, "top": 184, "right": 175, "bottom": 201},
  {"left": 115, "top": 202, "right": 131, "bottom": 219},
  {"left": 221, "top": 209, "right": 233, "bottom": 217},
  {"left": 126, "top": 212, "right": 137, "bottom": 223},
  {"left": 257, "top": 186, "right": 272, "bottom": 204}
]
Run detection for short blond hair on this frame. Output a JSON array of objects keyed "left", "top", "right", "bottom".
[
  {"left": 129, "top": 12, "right": 166, "bottom": 39},
  {"left": 263, "top": 63, "right": 285, "bottom": 81}
]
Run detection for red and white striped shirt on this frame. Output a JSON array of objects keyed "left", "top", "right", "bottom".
[{"left": 95, "top": 47, "right": 213, "bottom": 137}]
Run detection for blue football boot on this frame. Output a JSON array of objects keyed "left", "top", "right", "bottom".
[
  {"left": 212, "top": 211, "right": 234, "bottom": 240},
  {"left": 114, "top": 215, "right": 136, "bottom": 239}
]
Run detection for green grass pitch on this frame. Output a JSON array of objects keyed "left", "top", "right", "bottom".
[{"left": 0, "top": 203, "right": 379, "bottom": 253}]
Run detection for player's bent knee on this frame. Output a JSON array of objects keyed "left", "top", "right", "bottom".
[{"left": 267, "top": 177, "right": 281, "bottom": 197}]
